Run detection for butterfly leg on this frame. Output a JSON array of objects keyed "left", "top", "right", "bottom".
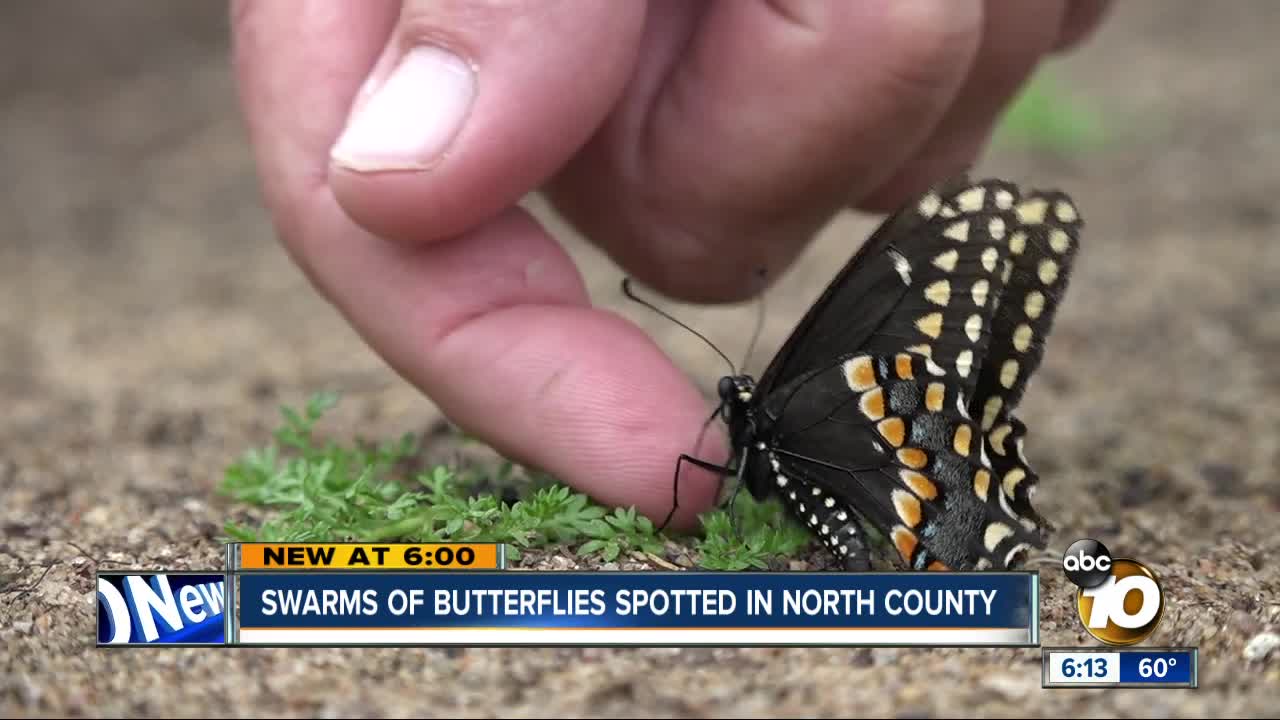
[{"left": 659, "top": 453, "right": 735, "bottom": 533}]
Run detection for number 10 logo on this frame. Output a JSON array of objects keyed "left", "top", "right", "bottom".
[
  {"left": 1081, "top": 570, "right": 1163, "bottom": 638},
  {"left": 1064, "top": 539, "right": 1165, "bottom": 646}
]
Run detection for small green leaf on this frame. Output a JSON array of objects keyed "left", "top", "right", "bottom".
[
  {"left": 578, "top": 539, "right": 606, "bottom": 556},
  {"left": 602, "top": 542, "right": 621, "bottom": 563}
]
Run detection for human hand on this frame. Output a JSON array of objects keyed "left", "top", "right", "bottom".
[{"left": 230, "top": 0, "right": 1109, "bottom": 530}]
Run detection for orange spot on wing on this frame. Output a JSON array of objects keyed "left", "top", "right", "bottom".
[
  {"left": 892, "top": 527, "right": 918, "bottom": 564},
  {"left": 897, "top": 448, "right": 928, "bottom": 469},
  {"left": 895, "top": 354, "right": 915, "bottom": 379},
  {"left": 892, "top": 490, "right": 922, "bottom": 527},
  {"left": 877, "top": 418, "right": 906, "bottom": 447},
  {"left": 900, "top": 470, "right": 938, "bottom": 500},
  {"left": 860, "top": 388, "right": 885, "bottom": 420},
  {"left": 845, "top": 356, "right": 876, "bottom": 391}
]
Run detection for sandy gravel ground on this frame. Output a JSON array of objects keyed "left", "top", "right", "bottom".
[{"left": 3, "top": 2, "right": 1278, "bottom": 717}]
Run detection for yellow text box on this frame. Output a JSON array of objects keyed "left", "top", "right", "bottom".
[{"left": 237, "top": 543, "right": 500, "bottom": 570}]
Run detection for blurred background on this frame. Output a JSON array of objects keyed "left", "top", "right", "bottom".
[{"left": 2, "top": 2, "right": 1277, "bottom": 717}]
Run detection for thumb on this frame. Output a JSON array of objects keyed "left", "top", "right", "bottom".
[{"left": 327, "top": 0, "right": 647, "bottom": 246}]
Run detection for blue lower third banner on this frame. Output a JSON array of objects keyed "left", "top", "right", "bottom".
[
  {"left": 234, "top": 572, "right": 1039, "bottom": 646},
  {"left": 97, "top": 572, "right": 227, "bottom": 645}
]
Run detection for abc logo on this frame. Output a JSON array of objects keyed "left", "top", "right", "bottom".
[{"left": 1063, "top": 538, "right": 1164, "bottom": 646}]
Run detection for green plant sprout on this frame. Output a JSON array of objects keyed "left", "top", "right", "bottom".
[{"left": 219, "top": 391, "right": 813, "bottom": 570}]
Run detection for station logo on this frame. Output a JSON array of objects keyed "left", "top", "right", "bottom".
[{"left": 1062, "top": 538, "right": 1164, "bottom": 646}]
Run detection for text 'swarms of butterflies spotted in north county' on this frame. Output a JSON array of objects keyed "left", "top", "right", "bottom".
[{"left": 679, "top": 176, "right": 1083, "bottom": 572}]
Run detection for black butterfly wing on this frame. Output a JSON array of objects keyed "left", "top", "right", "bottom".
[
  {"left": 969, "top": 190, "right": 1083, "bottom": 527},
  {"left": 765, "top": 352, "right": 1047, "bottom": 571},
  {"left": 746, "top": 177, "right": 1056, "bottom": 570},
  {"left": 754, "top": 178, "right": 1025, "bottom": 412}
]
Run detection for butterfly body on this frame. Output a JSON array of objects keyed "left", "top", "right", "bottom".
[{"left": 705, "top": 176, "right": 1083, "bottom": 573}]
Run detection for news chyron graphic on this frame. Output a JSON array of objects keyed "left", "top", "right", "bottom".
[
  {"left": 92, "top": 543, "right": 1043, "bottom": 647},
  {"left": 1063, "top": 538, "right": 1165, "bottom": 646},
  {"left": 98, "top": 572, "right": 227, "bottom": 646}
]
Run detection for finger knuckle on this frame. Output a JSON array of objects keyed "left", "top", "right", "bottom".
[{"left": 873, "top": 0, "right": 984, "bottom": 99}]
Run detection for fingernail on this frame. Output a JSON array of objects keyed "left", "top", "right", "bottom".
[{"left": 331, "top": 45, "right": 476, "bottom": 172}]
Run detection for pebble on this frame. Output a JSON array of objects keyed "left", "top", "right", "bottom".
[
  {"left": 83, "top": 506, "right": 112, "bottom": 527},
  {"left": 981, "top": 674, "right": 1035, "bottom": 701},
  {"left": 871, "top": 648, "right": 900, "bottom": 666},
  {"left": 1243, "top": 632, "right": 1280, "bottom": 662}
]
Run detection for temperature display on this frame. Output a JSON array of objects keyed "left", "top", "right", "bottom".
[{"left": 1043, "top": 647, "right": 1198, "bottom": 688}]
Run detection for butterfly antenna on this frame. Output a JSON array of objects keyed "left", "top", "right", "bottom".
[{"left": 621, "top": 277, "right": 737, "bottom": 375}]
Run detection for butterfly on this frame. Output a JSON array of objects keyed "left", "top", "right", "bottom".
[{"left": 668, "top": 175, "right": 1083, "bottom": 572}]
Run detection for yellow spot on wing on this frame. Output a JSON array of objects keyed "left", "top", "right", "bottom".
[
  {"left": 916, "top": 313, "right": 943, "bottom": 339},
  {"left": 984, "top": 523, "right": 1014, "bottom": 552},
  {"left": 1013, "top": 324, "right": 1033, "bottom": 352},
  {"left": 1009, "top": 230, "right": 1027, "bottom": 255},
  {"left": 953, "top": 424, "right": 973, "bottom": 456},
  {"left": 981, "top": 247, "right": 999, "bottom": 272},
  {"left": 981, "top": 396, "right": 1004, "bottom": 431},
  {"left": 943, "top": 220, "right": 970, "bottom": 242},
  {"left": 988, "top": 217, "right": 1006, "bottom": 240},
  {"left": 925, "top": 383, "right": 945, "bottom": 412},
  {"left": 1000, "top": 359, "right": 1019, "bottom": 389},
  {"left": 1039, "top": 259, "right": 1059, "bottom": 285},
  {"left": 971, "top": 279, "right": 989, "bottom": 307},
  {"left": 1024, "top": 291, "right": 1044, "bottom": 319},
  {"left": 989, "top": 424, "right": 1013, "bottom": 456},
  {"left": 1003, "top": 468, "right": 1027, "bottom": 498},
  {"left": 973, "top": 469, "right": 991, "bottom": 500},
  {"left": 965, "top": 314, "right": 983, "bottom": 343},
  {"left": 907, "top": 344, "right": 933, "bottom": 358},
  {"left": 955, "top": 349, "right": 973, "bottom": 378},
  {"left": 995, "top": 189, "right": 1014, "bottom": 209},
  {"left": 1049, "top": 228, "right": 1071, "bottom": 254},
  {"left": 1016, "top": 198, "right": 1048, "bottom": 225},
  {"left": 918, "top": 192, "right": 942, "bottom": 218},
  {"left": 933, "top": 250, "right": 959, "bottom": 272},
  {"left": 1054, "top": 200, "right": 1077, "bottom": 222},
  {"left": 924, "top": 279, "right": 951, "bottom": 306},
  {"left": 956, "top": 187, "right": 985, "bottom": 212}
]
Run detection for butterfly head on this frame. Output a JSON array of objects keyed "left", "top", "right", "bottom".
[
  {"left": 716, "top": 374, "right": 757, "bottom": 419},
  {"left": 717, "top": 373, "right": 755, "bottom": 401},
  {"left": 716, "top": 373, "right": 765, "bottom": 462}
]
